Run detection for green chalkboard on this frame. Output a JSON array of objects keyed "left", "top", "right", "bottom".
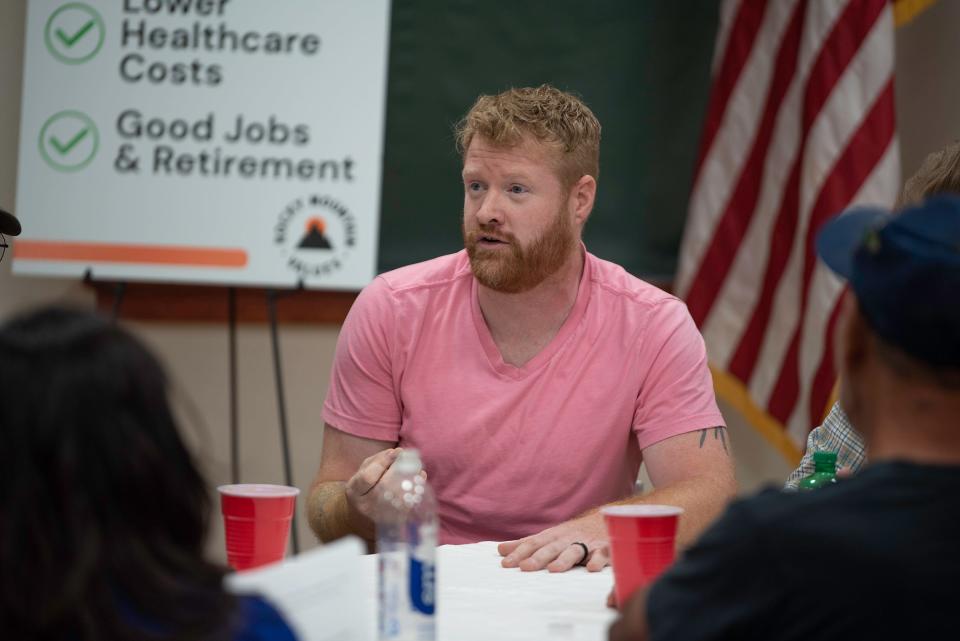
[{"left": 378, "top": 0, "right": 719, "bottom": 281}]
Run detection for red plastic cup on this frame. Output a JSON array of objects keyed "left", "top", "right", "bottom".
[
  {"left": 602, "top": 504, "right": 683, "bottom": 606},
  {"left": 218, "top": 484, "right": 299, "bottom": 571}
]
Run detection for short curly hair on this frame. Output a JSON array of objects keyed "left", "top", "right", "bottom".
[
  {"left": 455, "top": 84, "right": 601, "bottom": 188},
  {"left": 897, "top": 140, "right": 960, "bottom": 207}
]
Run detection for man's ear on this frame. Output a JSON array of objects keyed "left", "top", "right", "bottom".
[
  {"left": 839, "top": 291, "right": 870, "bottom": 378},
  {"left": 837, "top": 290, "right": 871, "bottom": 423},
  {"left": 840, "top": 290, "right": 871, "bottom": 375},
  {"left": 569, "top": 175, "right": 597, "bottom": 227}
]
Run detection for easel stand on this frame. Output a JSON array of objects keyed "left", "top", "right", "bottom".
[
  {"left": 91, "top": 271, "right": 302, "bottom": 556},
  {"left": 266, "top": 285, "right": 302, "bottom": 554},
  {"left": 228, "top": 288, "right": 239, "bottom": 486},
  {"left": 85, "top": 270, "right": 128, "bottom": 322}
]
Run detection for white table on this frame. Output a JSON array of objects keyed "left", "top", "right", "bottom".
[
  {"left": 229, "top": 538, "right": 618, "bottom": 641},
  {"left": 361, "top": 541, "right": 618, "bottom": 641}
]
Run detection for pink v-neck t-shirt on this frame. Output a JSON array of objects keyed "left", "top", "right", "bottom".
[{"left": 323, "top": 249, "right": 724, "bottom": 544}]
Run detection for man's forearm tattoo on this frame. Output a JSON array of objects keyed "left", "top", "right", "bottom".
[{"left": 698, "top": 427, "right": 729, "bottom": 454}]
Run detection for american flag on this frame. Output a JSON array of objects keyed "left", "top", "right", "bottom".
[{"left": 675, "top": 0, "right": 907, "bottom": 460}]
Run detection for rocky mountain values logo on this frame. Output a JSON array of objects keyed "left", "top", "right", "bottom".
[{"left": 274, "top": 194, "right": 356, "bottom": 280}]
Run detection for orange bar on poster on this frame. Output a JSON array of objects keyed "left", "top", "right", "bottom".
[{"left": 14, "top": 240, "right": 248, "bottom": 268}]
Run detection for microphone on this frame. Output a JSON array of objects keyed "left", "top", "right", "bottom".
[{"left": 0, "top": 208, "right": 20, "bottom": 237}]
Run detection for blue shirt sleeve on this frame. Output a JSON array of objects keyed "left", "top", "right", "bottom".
[{"left": 232, "top": 594, "right": 298, "bottom": 641}]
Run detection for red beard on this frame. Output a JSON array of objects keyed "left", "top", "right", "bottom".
[{"left": 463, "top": 208, "right": 575, "bottom": 293}]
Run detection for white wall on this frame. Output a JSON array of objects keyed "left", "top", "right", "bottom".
[
  {"left": 894, "top": 0, "right": 960, "bottom": 177},
  {"left": 0, "top": 1, "right": 91, "bottom": 313},
  {"left": 128, "top": 320, "right": 337, "bottom": 558},
  {"left": 2, "top": 0, "right": 957, "bottom": 559}
]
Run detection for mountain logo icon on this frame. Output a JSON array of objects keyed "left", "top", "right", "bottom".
[
  {"left": 298, "top": 217, "right": 333, "bottom": 250},
  {"left": 274, "top": 193, "right": 358, "bottom": 282}
]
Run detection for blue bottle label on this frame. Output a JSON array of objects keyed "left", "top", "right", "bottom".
[{"left": 409, "top": 555, "right": 435, "bottom": 615}]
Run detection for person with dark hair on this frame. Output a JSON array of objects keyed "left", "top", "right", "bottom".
[
  {"left": 0, "top": 307, "right": 296, "bottom": 641},
  {"left": 610, "top": 195, "right": 960, "bottom": 640}
]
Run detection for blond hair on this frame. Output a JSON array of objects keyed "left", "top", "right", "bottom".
[
  {"left": 455, "top": 84, "right": 601, "bottom": 188},
  {"left": 875, "top": 139, "right": 960, "bottom": 387},
  {"left": 897, "top": 140, "right": 960, "bottom": 207}
]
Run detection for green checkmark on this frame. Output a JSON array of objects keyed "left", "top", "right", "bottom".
[
  {"left": 49, "top": 127, "right": 89, "bottom": 155},
  {"left": 55, "top": 19, "right": 95, "bottom": 48},
  {"left": 39, "top": 111, "right": 99, "bottom": 172},
  {"left": 45, "top": 3, "right": 104, "bottom": 65}
]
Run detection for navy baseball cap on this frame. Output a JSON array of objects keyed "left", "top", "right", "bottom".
[{"left": 816, "top": 194, "right": 960, "bottom": 368}]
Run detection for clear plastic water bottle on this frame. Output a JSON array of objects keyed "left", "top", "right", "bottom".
[{"left": 376, "top": 449, "right": 437, "bottom": 641}]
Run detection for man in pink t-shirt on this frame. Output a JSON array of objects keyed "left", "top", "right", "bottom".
[{"left": 308, "top": 85, "right": 736, "bottom": 573}]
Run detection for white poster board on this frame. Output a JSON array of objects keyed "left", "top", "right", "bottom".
[{"left": 14, "top": 0, "right": 391, "bottom": 289}]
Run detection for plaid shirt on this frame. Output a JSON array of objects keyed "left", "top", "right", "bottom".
[{"left": 784, "top": 402, "right": 866, "bottom": 490}]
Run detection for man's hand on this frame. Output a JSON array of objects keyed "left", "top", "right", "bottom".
[
  {"left": 497, "top": 427, "right": 735, "bottom": 574},
  {"left": 498, "top": 513, "right": 610, "bottom": 572},
  {"left": 343, "top": 447, "right": 430, "bottom": 514},
  {"left": 307, "top": 425, "right": 396, "bottom": 543},
  {"left": 344, "top": 447, "right": 402, "bottom": 517}
]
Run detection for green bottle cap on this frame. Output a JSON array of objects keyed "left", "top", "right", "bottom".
[{"left": 812, "top": 450, "right": 837, "bottom": 472}]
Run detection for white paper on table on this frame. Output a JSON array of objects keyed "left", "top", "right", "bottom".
[
  {"left": 434, "top": 542, "right": 617, "bottom": 641},
  {"left": 226, "top": 536, "right": 372, "bottom": 641},
  {"left": 358, "top": 541, "right": 617, "bottom": 641}
]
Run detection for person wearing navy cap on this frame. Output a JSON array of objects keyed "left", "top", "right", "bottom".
[
  {"left": 785, "top": 140, "right": 960, "bottom": 489},
  {"left": 610, "top": 195, "right": 960, "bottom": 641}
]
